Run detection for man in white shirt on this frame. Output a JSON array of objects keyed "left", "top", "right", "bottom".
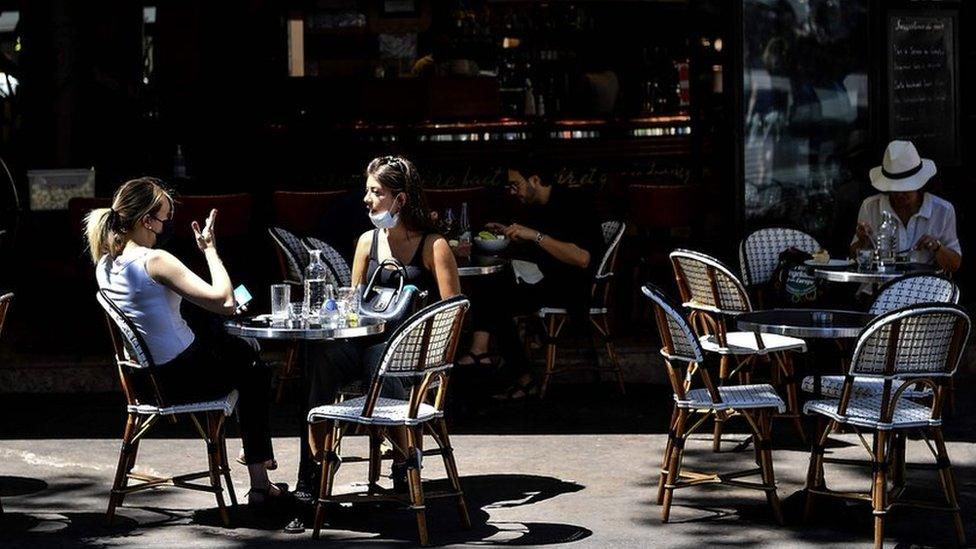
[{"left": 851, "top": 140, "right": 962, "bottom": 274}]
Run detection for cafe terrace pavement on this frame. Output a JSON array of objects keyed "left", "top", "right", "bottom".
[{"left": 1, "top": 381, "right": 974, "bottom": 548}]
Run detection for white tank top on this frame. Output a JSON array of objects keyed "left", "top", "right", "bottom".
[{"left": 96, "top": 248, "right": 195, "bottom": 365}]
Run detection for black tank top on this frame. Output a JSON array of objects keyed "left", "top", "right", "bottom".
[{"left": 366, "top": 229, "right": 438, "bottom": 297}]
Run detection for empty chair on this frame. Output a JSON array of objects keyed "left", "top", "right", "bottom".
[
  {"left": 268, "top": 227, "right": 308, "bottom": 285},
  {"left": 535, "top": 220, "right": 627, "bottom": 398},
  {"left": 304, "top": 236, "right": 352, "bottom": 287},
  {"left": 643, "top": 283, "right": 784, "bottom": 524},
  {"left": 97, "top": 291, "right": 238, "bottom": 526},
  {"left": 307, "top": 296, "right": 471, "bottom": 546},
  {"left": 801, "top": 275, "right": 960, "bottom": 400},
  {"left": 272, "top": 190, "right": 347, "bottom": 236},
  {"left": 670, "top": 249, "right": 807, "bottom": 448},
  {"left": 739, "top": 227, "right": 821, "bottom": 289},
  {"left": 803, "top": 303, "right": 970, "bottom": 547}
]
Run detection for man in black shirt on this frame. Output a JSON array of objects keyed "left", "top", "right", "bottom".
[{"left": 459, "top": 157, "right": 605, "bottom": 400}]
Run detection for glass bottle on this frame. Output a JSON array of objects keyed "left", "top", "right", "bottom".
[
  {"left": 459, "top": 202, "right": 471, "bottom": 243},
  {"left": 303, "top": 250, "right": 330, "bottom": 318},
  {"left": 875, "top": 211, "right": 898, "bottom": 270}
]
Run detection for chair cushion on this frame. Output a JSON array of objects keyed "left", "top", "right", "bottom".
[
  {"left": 700, "top": 331, "right": 806, "bottom": 355},
  {"left": 676, "top": 384, "right": 785, "bottom": 413},
  {"left": 127, "top": 390, "right": 238, "bottom": 417},
  {"left": 536, "top": 307, "right": 608, "bottom": 317},
  {"left": 307, "top": 396, "right": 442, "bottom": 426},
  {"left": 800, "top": 375, "right": 933, "bottom": 399},
  {"left": 803, "top": 396, "right": 938, "bottom": 430}
]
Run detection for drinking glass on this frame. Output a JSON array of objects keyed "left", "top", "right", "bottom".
[
  {"left": 856, "top": 249, "right": 874, "bottom": 271},
  {"left": 270, "top": 284, "right": 291, "bottom": 320},
  {"left": 336, "top": 286, "right": 358, "bottom": 325}
]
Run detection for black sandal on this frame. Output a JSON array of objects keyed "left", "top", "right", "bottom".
[
  {"left": 492, "top": 377, "right": 539, "bottom": 401},
  {"left": 456, "top": 352, "right": 501, "bottom": 369},
  {"left": 247, "top": 482, "right": 291, "bottom": 508}
]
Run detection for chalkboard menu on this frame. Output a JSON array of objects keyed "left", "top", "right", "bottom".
[{"left": 887, "top": 11, "right": 959, "bottom": 165}]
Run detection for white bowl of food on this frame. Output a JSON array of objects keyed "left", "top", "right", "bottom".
[{"left": 474, "top": 232, "right": 508, "bottom": 253}]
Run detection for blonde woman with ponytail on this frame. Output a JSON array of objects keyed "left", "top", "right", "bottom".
[{"left": 87, "top": 177, "right": 287, "bottom": 507}]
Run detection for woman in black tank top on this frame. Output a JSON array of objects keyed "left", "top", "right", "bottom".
[{"left": 297, "top": 156, "right": 460, "bottom": 503}]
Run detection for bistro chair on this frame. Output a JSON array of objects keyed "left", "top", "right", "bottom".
[
  {"left": 642, "top": 284, "right": 784, "bottom": 524},
  {"left": 0, "top": 292, "right": 12, "bottom": 514},
  {"left": 96, "top": 290, "right": 238, "bottom": 526},
  {"left": 535, "top": 220, "right": 627, "bottom": 398},
  {"left": 269, "top": 226, "right": 308, "bottom": 285},
  {"left": 272, "top": 190, "right": 346, "bottom": 235},
  {"left": 267, "top": 227, "right": 308, "bottom": 402},
  {"left": 803, "top": 303, "right": 969, "bottom": 548},
  {"left": 739, "top": 227, "right": 820, "bottom": 306},
  {"left": 801, "top": 274, "right": 960, "bottom": 400},
  {"left": 670, "top": 249, "right": 807, "bottom": 449},
  {"left": 307, "top": 296, "right": 471, "bottom": 546},
  {"left": 304, "top": 236, "right": 352, "bottom": 287}
]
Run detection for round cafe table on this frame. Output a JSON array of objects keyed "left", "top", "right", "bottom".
[
  {"left": 456, "top": 254, "right": 508, "bottom": 277},
  {"left": 225, "top": 313, "right": 385, "bottom": 533},
  {"left": 224, "top": 314, "right": 385, "bottom": 340},
  {"left": 811, "top": 262, "right": 938, "bottom": 285},
  {"left": 736, "top": 308, "right": 875, "bottom": 339}
]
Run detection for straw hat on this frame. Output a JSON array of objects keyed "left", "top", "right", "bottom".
[{"left": 869, "top": 140, "right": 936, "bottom": 192}]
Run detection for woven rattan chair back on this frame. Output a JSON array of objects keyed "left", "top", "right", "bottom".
[
  {"left": 96, "top": 290, "right": 166, "bottom": 408},
  {"left": 739, "top": 228, "right": 820, "bottom": 287},
  {"left": 869, "top": 275, "right": 960, "bottom": 315},
  {"left": 851, "top": 303, "right": 970, "bottom": 381},
  {"left": 304, "top": 236, "right": 352, "bottom": 287},
  {"left": 359, "top": 296, "right": 469, "bottom": 420},
  {"left": 670, "top": 249, "right": 752, "bottom": 314},
  {"left": 268, "top": 227, "right": 306, "bottom": 283},
  {"left": 642, "top": 283, "right": 705, "bottom": 365},
  {"left": 0, "top": 292, "right": 12, "bottom": 339}
]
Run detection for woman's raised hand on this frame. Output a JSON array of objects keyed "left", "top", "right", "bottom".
[{"left": 192, "top": 208, "right": 218, "bottom": 252}]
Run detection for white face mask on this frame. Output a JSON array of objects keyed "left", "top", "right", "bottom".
[{"left": 369, "top": 194, "right": 402, "bottom": 230}]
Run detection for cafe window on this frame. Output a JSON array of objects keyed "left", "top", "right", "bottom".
[{"left": 742, "top": 0, "right": 870, "bottom": 244}]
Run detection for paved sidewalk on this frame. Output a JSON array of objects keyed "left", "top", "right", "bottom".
[{"left": 2, "top": 428, "right": 974, "bottom": 547}]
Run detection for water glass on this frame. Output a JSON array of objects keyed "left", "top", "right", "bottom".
[
  {"left": 811, "top": 311, "right": 833, "bottom": 326},
  {"left": 336, "top": 286, "right": 358, "bottom": 324},
  {"left": 270, "top": 284, "right": 291, "bottom": 320},
  {"left": 856, "top": 249, "right": 874, "bottom": 271}
]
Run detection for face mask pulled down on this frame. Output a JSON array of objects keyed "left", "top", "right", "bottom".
[{"left": 369, "top": 196, "right": 402, "bottom": 230}]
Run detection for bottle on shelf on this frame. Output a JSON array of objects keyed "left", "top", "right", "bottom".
[
  {"left": 172, "top": 144, "right": 187, "bottom": 179},
  {"left": 459, "top": 202, "right": 471, "bottom": 244}
]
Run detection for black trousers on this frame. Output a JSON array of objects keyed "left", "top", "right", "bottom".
[
  {"left": 155, "top": 319, "right": 274, "bottom": 465},
  {"left": 466, "top": 275, "right": 587, "bottom": 382}
]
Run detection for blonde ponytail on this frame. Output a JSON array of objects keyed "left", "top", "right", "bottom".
[{"left": 82, "top": 177, "right": 175, "bottom": 264}]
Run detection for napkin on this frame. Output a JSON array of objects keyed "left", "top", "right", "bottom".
[{"left": 511, "top": 259, "right": 544, "bottom": 284}]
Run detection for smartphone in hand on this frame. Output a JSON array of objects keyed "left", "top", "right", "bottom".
[{"left": 233, "top": 284, "right": 253, "bottom": 314}]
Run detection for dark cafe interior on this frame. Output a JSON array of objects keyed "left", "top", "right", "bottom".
[{"left": 1, "top": 1, "right": 976, "bottom": 547}]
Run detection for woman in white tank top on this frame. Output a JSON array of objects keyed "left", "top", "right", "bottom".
[{"left": 85, "top": 177, "right": 286, "bottom": 506}]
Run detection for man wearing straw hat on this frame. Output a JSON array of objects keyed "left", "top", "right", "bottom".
[{"left": 851, "top": 140, "right": 961, "bottom": 273}]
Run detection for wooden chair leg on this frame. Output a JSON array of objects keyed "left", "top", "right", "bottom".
[
  {"left": 367, "top": 431, "right": 383, "bottom": 487},
  {"left": 871, "top": 431, "right": 888, "bottom": 549},
  {"left": 804, "top": 417, "right": 833, "bottom": 523},
  {"left": 932, "top": 428, "right": 966, "bottom": 547},
  {"left": 275, "top": 343, "right": 298, "bottom": 404},
  {"left": 205, "top": 413, "right": 230, "bottom": 527},
  {"left": 658, "top": 404, "right": 679, "bottom": 505},
  {"left": 755, "top": 410, "right": 784, "bottom": 525},
  {"left": 776, "top": 352, "right": 806, "bottom": 444},
  {"left": 216, "top": 417, "right": 238, "bottom": 507},
  {"left": 406, "top": 426, "right": 430, "bottom": 546},
  {"left": 312, "top": 420, "right": 338, "bottom": 540},
  {"left": 712, "top": 355, "right": 731, "bottom": 452},
  {"left": 661, "top": 409, "right": 688, "bottom": 523},
  {"left": 540, "top": 315, "right": 559, "bottom": 399},
  {"left": 593, "top": 315, "right": 626, "bottom": 395},
  {"left": 434, "top": 419, "right": 471, "bottom": 529},
  {"left": 106, "top": 413, "right": 139, "bottom": 524}
]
